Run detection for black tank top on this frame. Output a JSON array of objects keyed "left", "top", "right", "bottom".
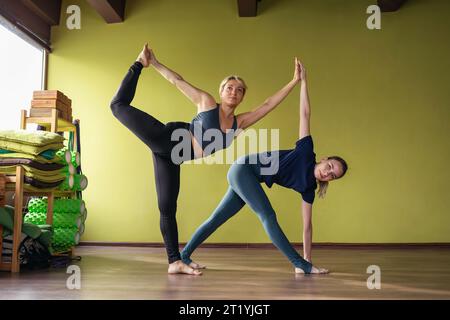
[{"left": 189, "top": 105, "right": 237, "bottom": 156}]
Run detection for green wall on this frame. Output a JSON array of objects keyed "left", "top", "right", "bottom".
[{"left": 48, "top": 0, "right": 450, "bottom": 243}]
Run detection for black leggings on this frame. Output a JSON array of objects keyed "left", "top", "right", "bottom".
[{"left": 110, "top": 62, "right": 194, "bottom": 263}]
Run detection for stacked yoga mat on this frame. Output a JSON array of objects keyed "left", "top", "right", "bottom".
[
  {"left": 24, "top": 198, "right": 87, "bottom": 252},
  {"left": 22, "top": 142, "right": 89, "bottom": 253},
  {"left": 0, "top": 130, "right": 65, "bottom": 191}
]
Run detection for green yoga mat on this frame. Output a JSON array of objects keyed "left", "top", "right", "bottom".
[
  {"left": 56, "top": 148, "right": 80, "bottom": 167},
  {"left": 81, "top": 209, "right": 87, "bottom": 223},
  {"left": 0, "top": 151, "right": 56, "bottom": 163},
  {"left": 57, "top": 173, "right": 85, "bottom": 191},
  {"left": 0, "top": 205, "right": 42, "bottom": 239},
  {"left": 56, "top": 148, "right": 70, "bottom": 165},
  {"left": 62, "top": 162, "right": 76, "bottom": 175},
  {"left": 0, "top": 141, "right": 63, "bottom": 156},
  {"left": 25, "top": 211, "right": 82, "bottom": 228},
  {"left": 58, "top": 174, "right": 74, "bottom": 191},
  {"left": 0, "top": 164, "right": 65, "bottom": 182},
  {"left": 78, "top": 223, "right": 85, "bottom": 236},
  {"left": 71, "top": 151, "right": 80, "bottom": 167},
  {"left": 73, "top": 174, "right": 88, "bottom": 191},
  {"left": 52, "top": 227, "right": 80, "bottom": 247},
  {"left": 28, "top": 198, "right": 85, "bottom": 214}
]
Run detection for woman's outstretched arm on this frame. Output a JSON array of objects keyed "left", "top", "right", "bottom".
[
  {"left": 298, "top": 60, "right": 311, "bottom": 139},
  {"left": 300, "top": 200, "right": 330, "bottom": 274},
  {"left": 236, "top": 58, "right": 301, "bottom": 130},
  {"left": 139, "top": 43, "right": 216, "bottom": 110},
  {"left": 302, "top": 200, "right": 313, "bottom": 262}
]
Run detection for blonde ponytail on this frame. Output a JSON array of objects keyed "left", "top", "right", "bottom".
[{"left": 317, "top": 180, "right": 329, "bottom": 199}]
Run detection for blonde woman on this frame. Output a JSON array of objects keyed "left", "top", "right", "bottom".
[{"left": 181, "top": 60, "right": 348, "bottom": 274}]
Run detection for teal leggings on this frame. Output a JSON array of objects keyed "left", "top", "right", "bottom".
[{"left": 181, "top": 156, "right": 313, "bottom": 273}]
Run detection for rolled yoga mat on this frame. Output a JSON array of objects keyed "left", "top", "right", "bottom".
[
  {"left": 53, "top": 227, "right": 80, "bottom": 247},
  {"left": 62, "top": 162, "right": 76, "bottom": 175},
  {"left": 79, "top": 208, "right": 87, "bottom": 223},
  {"left": 55, "top": 148, "right": 71, "bottom": 164},
  {"left": 72, "top": 174, "right": 88, "bottom": 191},
  {"left": 25, "top": 211, "right": 82, "bottom": 228},
  {"left": 56, "top": 148, "right": 80, "bottom": 167},
  {"left": 78, "top": 223, "right": 85, "bottom": 236},
  {"left": 71, "top": 151, "right": 80, "bottom": 167},
  {"left": 58, "top": 174, "right": 74, "bottom": 191},
  {"left": 28, "top": 198, "right": 85, "bottom": 214}
]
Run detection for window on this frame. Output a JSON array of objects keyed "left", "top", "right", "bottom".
[{"left": 0, "top": 21, "right": 45, "bottom": 130}]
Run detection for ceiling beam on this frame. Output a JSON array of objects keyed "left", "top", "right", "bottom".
[
  {"left": 377, "top": 0, "right": 408, "bottom": 12},
  {"left": 21, "top": 0, "right": 61, "bottom": 25},
  {"left": 237, "top": 0, "right": 258, "bottom": 17},
  {"left": 0, "top": 0, "right": 51, "bottom": 48},
  {"left": 86, "top": 0, "right": 126, "bottom": 24}
]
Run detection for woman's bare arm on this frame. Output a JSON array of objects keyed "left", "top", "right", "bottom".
[
  {"left": 302, "top": 200, "right": 313, "bottom": 262},
  {"left": 298, "top": 60, "right": 311, "bottom": 139},
  {"left": 140, "top": 43, "right": 216, "bottom": 110},
  {"left": 236, "top": 58, "right": 301, "bottom": 129}
]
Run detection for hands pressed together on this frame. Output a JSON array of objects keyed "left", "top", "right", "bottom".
[{"left": 293, "top": 57, "right": 307, "bottom": 84}]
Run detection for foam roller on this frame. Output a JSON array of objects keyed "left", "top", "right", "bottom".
[
  {"left": 72, "top": 174, "right": 88, "bottom": 191},
  {"left": 24, "top": 212, "right": 46, "bottom": 225},
  {"left": 56, "top": 148, "right": 71, "bottom": 164},
  {"left": 58, "top": 175, "right": 74, "bottom": 191},
  {"left": 53, "top": 245, "right": 72, "bottom": 253},
  {"left": 52, "top": 227, "right": 80, "bottom": 247},
  {"left": 27, "top": 198, "right": 47, "bottom": 213},
  {"left": 25, "top": 212, "right": 82, "bottom": 228},
  {"left": 62, "top": 162, "right": 76, "bottom": 175},
  {"left": 71, "top": 151, "right": 80, "bottom": 167},
  {"left": 79, "top": 223, "right": 85, "bottom": 236},
  {"left": 81, "top": 209, "right": 87, "bottom": 223},
  {"left": 28, "top": 198, "right": 85, "bottom": 214}
]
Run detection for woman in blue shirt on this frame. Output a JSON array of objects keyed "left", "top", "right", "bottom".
[{"left": 181, "top": 60, "right": 348, "bottom": 274}]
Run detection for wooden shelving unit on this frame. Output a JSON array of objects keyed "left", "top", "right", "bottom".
[
  {"left": 0, "top": 167, "right": 55, "bottom": 272},
  {"left": 0, "top": 109, "right": 77, "bottom": 272},
  {"left": 21, "top": 109, "right": 77, "bottom": 146}
]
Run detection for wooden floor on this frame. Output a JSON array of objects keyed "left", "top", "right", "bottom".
[{"left": 1, "top": 246, "right": 450, "bottom": 300}]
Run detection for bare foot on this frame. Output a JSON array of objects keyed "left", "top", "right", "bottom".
[
  {"left": 295, "top": 266, "right": 329, "bottom": 274},
  {"left": 189, "top": 260, "right": 206, "bottom": 269},
  {"left": 136, "top": 43, "right": 152, "bottom": 68},
  {"left": 168, "top": 260, "right": 202, "bottom": 276}
]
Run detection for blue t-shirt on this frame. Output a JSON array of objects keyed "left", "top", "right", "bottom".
[{"left": 260, "top": 135, "right": 317, "bottom": 204}]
